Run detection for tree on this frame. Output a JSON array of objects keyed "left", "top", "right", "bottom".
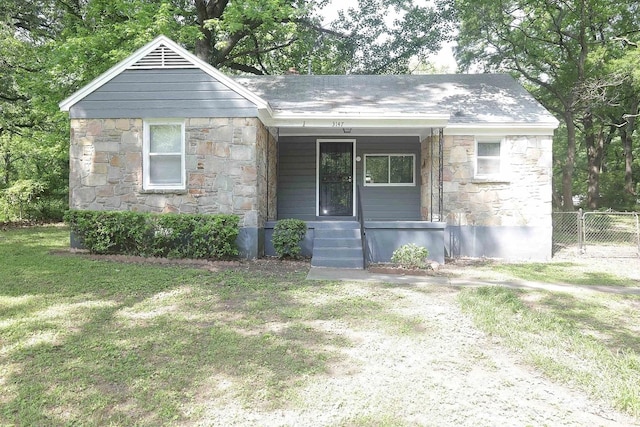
[
  {"left": 0, "top": 0, "right": 456, "bottom": 221},
  {"left": 455, "top": 0, "right": 640, "bottom": 210}
]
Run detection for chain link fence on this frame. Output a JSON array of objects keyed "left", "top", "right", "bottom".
[{"left": 552, "top": 210, "right": 640, "bottom": 258}]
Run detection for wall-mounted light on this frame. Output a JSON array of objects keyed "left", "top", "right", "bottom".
[{"left": 342, "top": 128, "right": 352, "bottom": 133}]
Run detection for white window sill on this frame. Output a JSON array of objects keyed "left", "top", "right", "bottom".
[
  {"left": 471, "top": 177, "right": 511, "bottom": 184},
  {"left": 141, "top": 188, "right": 188, "bottom": 194}
]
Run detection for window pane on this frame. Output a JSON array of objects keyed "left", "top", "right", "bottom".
[
  {"left": 149, "top": 155, "right": 182, "bottom": 184},
  {"left": 150, "top": 124, "right": 181, "bottom": 153},
  {"left": 477, "top": 158, "right": 500, "bottom": 175},
  {"left": 390, "top": 156, "right": 413, "bottom": 183},
  {"left": 478, "top": 142, "right": 500, "bottom": 157},
  {"left": 366, "top": 156, "right": 389, "bottom": 184}
]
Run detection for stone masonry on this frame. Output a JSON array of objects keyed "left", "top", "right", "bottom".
[
  {"left": 421, "top": 133, "right": 553, "bottom": 228},
  {"left": 69, "top": 117, "right": 275, "bottom": 230}
]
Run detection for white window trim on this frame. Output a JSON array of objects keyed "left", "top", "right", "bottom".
[
  {"left": 474, "top": 137, "right": 506, "bottom": 180},
  {"left": 363, "top": 153, "right": 416, "bottom": 187},
  {"left": 143, "top": 119, "right": 186, "bottom": 190}
]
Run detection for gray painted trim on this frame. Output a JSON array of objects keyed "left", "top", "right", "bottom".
[
  {"left": 364, "top": 224, "right": 445, "bottom": 264},
  {"left": 263, "top": 220, "right": 446, "bottom": 264},
  {"left": 445, "top": 225, "right": 552, "bottom": 261},
  {"left": 366, "top": 221, "right": 446, "bottom": 229},
  {"left": 237, "top": 227, "right": 264, "bottom": 259}
]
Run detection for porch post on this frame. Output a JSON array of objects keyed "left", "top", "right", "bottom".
[
  {"left": 439, "top": 127, "right": 444, "bottom": 221},
  {"left": 430, "top": 128, "right": 434, "bottom": 221}
]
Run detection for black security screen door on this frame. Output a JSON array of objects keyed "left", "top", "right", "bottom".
[{"left": 319, "top": 141, "right": 354, "bottom": 216}]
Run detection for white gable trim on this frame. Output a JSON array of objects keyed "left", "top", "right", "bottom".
[{"left": 59, "top": 35, "right": 270, "bottom": 112}]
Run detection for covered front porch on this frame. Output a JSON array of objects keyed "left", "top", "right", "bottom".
[{"left": 261, "top": 118, "right": 448, "bottom": 268}]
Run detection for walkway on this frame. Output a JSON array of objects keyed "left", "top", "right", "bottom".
[{"left": 306, "top": 267, "right": 640, "bottom": 296}]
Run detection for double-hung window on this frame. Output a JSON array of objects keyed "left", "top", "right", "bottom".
[
  {"left": 143, "top": 119, "right": 185, "bottom": 190},
  {"left": 364, "top": 154, "right": 415, "bottom": 186},
  {"left": 475, "top": 139, "right": 503, "bottom": 178}
]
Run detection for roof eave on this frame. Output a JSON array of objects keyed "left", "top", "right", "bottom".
[{"left": 444, "top": 120, "right": 560, "bottom": 136}]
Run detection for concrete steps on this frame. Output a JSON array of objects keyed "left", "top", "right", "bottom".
[{"left": 311, "top": 221, "right": 364, "bottom": 269}]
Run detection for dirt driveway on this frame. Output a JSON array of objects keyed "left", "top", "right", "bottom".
[
  {"left": 77, "top": 254, "right": 640, "bottom": 426},
  {"left": 192, "top": 266, "right": 638, "bottom": 426}
]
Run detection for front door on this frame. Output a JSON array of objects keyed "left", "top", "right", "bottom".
[{"left": 318, "top": 140, "right": 355, "bottom": 216}]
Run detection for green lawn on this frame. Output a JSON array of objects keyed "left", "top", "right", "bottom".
[
  {"left": 0, "top": 226, "right": 417, "bottom": 425},
  {"left": 1, "top": 226, "right": 639, "bottom": 425}
]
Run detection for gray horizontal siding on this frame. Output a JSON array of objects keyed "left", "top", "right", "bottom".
[
  {"left": 276, "top": 135, "right": 421, "bottom": 221},
  {"left": 278, "top": 137, "right": 317, "bottom": 221},
  {"left": 357, "top": 136, "right": 421, "bottom": 221},
  {"left": 69, "top": 69, "right": 258, "bottom": 119}
]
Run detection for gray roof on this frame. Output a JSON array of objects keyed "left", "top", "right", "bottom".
[{"left": 233, "top": 74, "right": 556, "bottom": 124}]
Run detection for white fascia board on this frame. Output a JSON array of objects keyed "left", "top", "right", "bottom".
[
  {"left": 444, "top": 121, "right": 559, "bottom": 136},
  {"left": 59, "top": 35, "right": 269, "bottom": 112},
  {"left": 261, "top": 112, "right": 451, "bottom": 129}
]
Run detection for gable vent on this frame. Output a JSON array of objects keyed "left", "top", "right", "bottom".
[{"left": 128, "top": 44, "right": 196, "bottom": 69}]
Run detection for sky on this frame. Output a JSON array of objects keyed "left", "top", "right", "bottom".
[{"left": 320, "top": 0, "right": 458, "bottom": 72}]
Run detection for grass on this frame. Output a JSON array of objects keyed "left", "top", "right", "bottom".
[
  {"left": 469, "top": 261, "right": 640, "bottom": 287},
  {"left": 2, "top": 226, "right": 639, "bottom": 424},
  {"left": 458, "top": 286, "right": 640, "bottom": 417},
  {"left": 0, "top": 226, "right": 429, "bottom": 426}
]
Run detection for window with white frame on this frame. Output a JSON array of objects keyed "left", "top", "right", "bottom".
[
  {"left": 475, "top": 139, "right": 503, "bottom": 178},
  {"left": 364, "top": 154, "right": 415, "bottom": 186},
  {"left": 143, "top": 120, "right": 185, "bottom": 190}
]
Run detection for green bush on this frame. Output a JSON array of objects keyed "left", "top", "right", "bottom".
[
  {"left": 64, "top": 210, "right": 239, "bottom": 259},
  {"left": 391, "top": 243, "right": 430, "bottom": 269},
  {"left": 272, "top": 218, "right": 307, "bottom": 258},
  {"left": 1, "top": 179, "right": 45, "bottom": 222}
]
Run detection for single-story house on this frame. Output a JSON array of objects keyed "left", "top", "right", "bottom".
[{"left": 59, "top": 35, "right": 558, "bottom": 268}]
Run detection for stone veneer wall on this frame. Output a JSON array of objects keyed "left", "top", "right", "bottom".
[
  {"left": 69, "top": 116, "right": 269, "bottom": 233},
  {"left": 420, "top": 133, "right": 441, "bottom": 221},
  {"left": 440, "top": 134, "right": 552, "bottom": 228},
  {"left": 421, "top": 133, "right": 552, "bottom": 227},
  {"left": 255, "top": 123, "right": 278, "bottom": 223}
]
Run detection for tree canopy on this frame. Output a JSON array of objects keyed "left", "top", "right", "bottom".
[
  {"left": 455, "top": 0, "right": 640, "bottom": 210},
  {"left": 0, "top": 0, "right": 454, "bottom": 222}
]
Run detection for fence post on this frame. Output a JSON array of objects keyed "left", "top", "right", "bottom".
[
  {"left": 636, "top": 212, "right": 640, "bottom": 256},
  {"left": 577, "top": 208, "right": 583, "bottom": 254}
]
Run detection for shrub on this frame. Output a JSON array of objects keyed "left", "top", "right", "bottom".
[
  {"left": 64, "top": 210, "right": 239, "bottom": 259},
  {"left": 2, "top": 179, "right": 45, "bottom": 221},
  {"left": 391, "top": 243, "right": 430, "bottom": 269},
  {"left": 272, "top": 218, "right": 307, "bottom": 258}
]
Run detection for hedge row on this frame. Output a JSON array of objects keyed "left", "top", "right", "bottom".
[{"left": 64, "top": 210, "right": 240, "bottom": 259}]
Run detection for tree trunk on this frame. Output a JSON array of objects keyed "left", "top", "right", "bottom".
[
  {"left": 3, "top": 151, "right": 10, "bottom": 186},
  {"left": 561, "top": 112, "right": 577, "bottom": 211},
  {"left": 584, "top": 113, "right": 604, "bottom": 210},
  {"left": 194, "top": 0, "right": 228, "bottom": 65},
  {"left": 623, "top": 100, "right": 638, "bottom": 195}
]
